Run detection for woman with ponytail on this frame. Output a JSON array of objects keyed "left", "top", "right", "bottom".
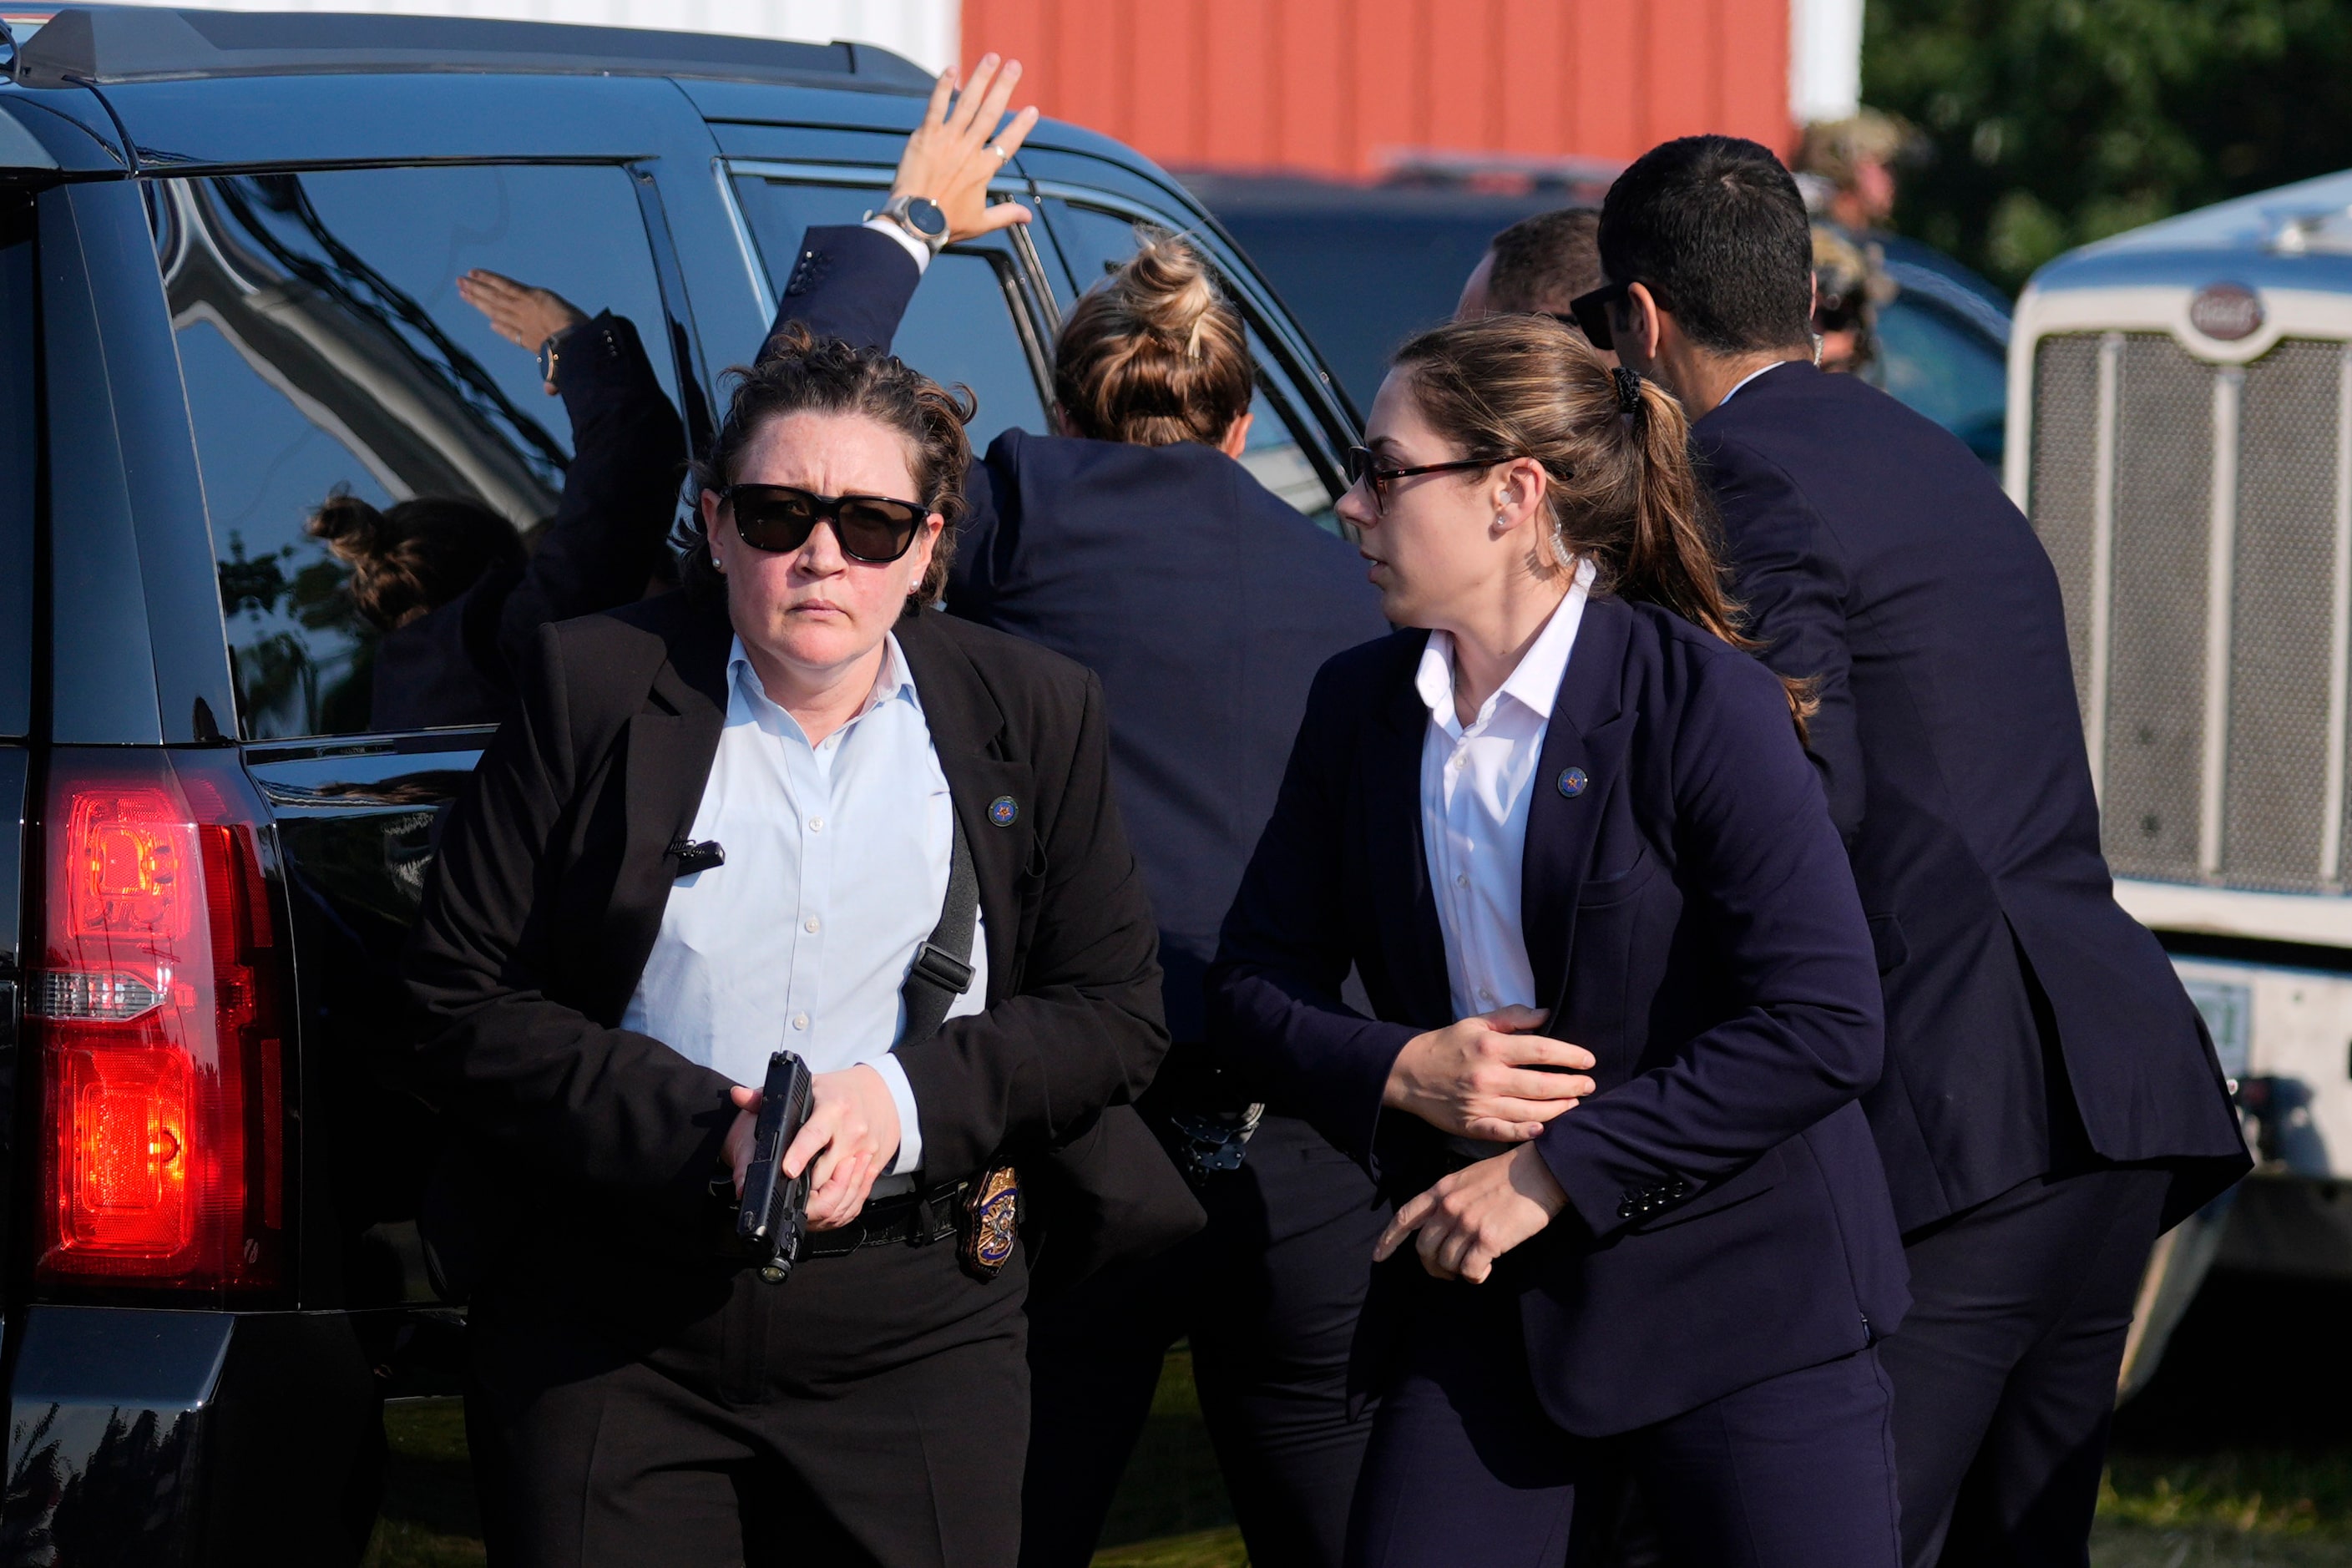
[
  {"left": 759, "top": 58, "right": 1390, "bottom": 1568},
  {"left": 1209, "top": 313, "right": 1907, "bottom": 1567}
]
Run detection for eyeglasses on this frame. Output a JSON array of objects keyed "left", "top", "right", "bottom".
[
  {"left": 722, "top": 483, "right": 928, "bottom": 564},
  {"left": 1565, "top": 282, "right": 1629, "bottom": 350},
  {"left": 1345, "top": 447, "right": 1503, "bottom": 517}
]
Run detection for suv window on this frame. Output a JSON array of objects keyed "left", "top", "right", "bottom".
[
  {"left": 726, "top": 171, "right": 1052, "bottom": 454},
  {"left": 1039, "top": 197, "right": 1345, "bottom": 529},
  {"left": 0, "top": 192, "right": 31, "bottom": 740},
  {"left": 153, "top": 164, "right": 685, "bottom": 740}
]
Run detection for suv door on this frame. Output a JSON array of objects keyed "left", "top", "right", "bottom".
[
  {"left": 149, "top": 159, "right": 700, "bottom": 1312},
  {"left": 720, "top": 159, "right": 1061, "bottom": 453}
]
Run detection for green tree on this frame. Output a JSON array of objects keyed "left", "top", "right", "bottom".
[{"left": 1864, "top": 0, "right": 2352, "bottom": 290}]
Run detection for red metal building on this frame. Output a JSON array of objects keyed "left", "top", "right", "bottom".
[{"left": 961, "top": 0, "right": 1796, "bottom": 177}]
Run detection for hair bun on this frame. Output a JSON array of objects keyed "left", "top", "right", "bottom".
[
  {"left": 306, "top": 488, "right": 385, "bottom": 557},
  {"left": 1115, "top": 238, "right": 1219, "bottom": 354}
]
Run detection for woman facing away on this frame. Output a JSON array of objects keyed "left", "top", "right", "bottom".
[
  {"left": 1207, "top": 315, "right": 1912, "bottom": 1567},
  {"left": 767, "top": 58, "right": 1393, "bottom": 1568},
  {"left": 308, "top": 270, "right": 683, "bottom": 731}
]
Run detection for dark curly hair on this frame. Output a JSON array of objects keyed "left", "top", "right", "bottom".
[{"left": 682, "top": 325, "right": 974, "bottom": 610}]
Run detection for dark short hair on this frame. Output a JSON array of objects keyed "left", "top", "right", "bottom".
[
  {"left": 1598, "top": 136, "right": 1814, "bottom": 355},
  {"left": 1485, "top": 208, "right": 1604, "bottom": 316},
  {"left": 682, "top": 325, "right": 973, "bottom": 609}
]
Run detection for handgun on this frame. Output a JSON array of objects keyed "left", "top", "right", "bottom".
[{"left": 736, "top": 1049, "right": 816, "bottom": 1284}]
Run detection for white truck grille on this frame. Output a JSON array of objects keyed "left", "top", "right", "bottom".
[{"left": 2029, "top": 331, "right": 2352, "bottom": 891}]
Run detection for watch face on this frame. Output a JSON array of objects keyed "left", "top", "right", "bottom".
[{"left": 904, "top": 197, "right": 948, "bottom": 239}]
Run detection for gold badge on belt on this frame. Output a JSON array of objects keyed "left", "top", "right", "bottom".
[{"left": 960, "top": 1166, "right": 1020, "bottom": 1281}]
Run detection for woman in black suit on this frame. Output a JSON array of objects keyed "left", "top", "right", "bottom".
[
  {"left": 403, "top": 327, "right": 1186, "bottom": 1567},
  {"left": 1210, "top": 316, "right": 1910, "bottom": 1567}
]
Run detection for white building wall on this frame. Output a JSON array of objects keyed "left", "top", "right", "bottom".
[
  {"left": 1788, "top": 0, "right": 1864, "bottom": 125},
  {"left": 95, "top": 0, "right": 961, "bottom": 73}
]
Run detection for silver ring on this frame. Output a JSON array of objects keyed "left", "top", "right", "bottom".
[{"left": 987, "top": 144, "right": 1009, "bottom": 161}]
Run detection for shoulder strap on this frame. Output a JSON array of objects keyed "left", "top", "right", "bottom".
[{"left": 901, "top": 812, "right": 979, "bottom": 1042}]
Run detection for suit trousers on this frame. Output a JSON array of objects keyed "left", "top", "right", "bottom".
[
  {"left": 1347, "top": 1264, "right": 1903, "bottom": 1568},
  {"left": 1881, "top": 1162, "right": 2171, "bottom": 1567},
  {"left": 1019, "top": 1114, "right": 1388, "bottom": 1568},
  {"left": 466, "top": 1232, "right": 1029, "bottom": 1568}
]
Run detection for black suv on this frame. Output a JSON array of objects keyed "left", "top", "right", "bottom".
[{"left": 0, "top": 9, "right": 1358, "bottom": 1560}]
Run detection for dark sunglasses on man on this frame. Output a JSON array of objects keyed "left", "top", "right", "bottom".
[
  {"left": 723, "top": 483, "right": 928, "bottom": 564},
  {"left": 1565, "top": 281, "right": 1629, "bottom": 351}
]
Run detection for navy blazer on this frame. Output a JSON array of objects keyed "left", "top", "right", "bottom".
[
  {"left": 371, "top": 311, "right": 684, "bottom": 731},
  {"left": 1208, "top": 597, "right": 1909, "bottom": 1435},
  {"left": 769, "top": 224, "right": 1388, "bottom": 1040},
  {"left": 1697, "top": 364, "right": 2248, "bottom": 1232}
]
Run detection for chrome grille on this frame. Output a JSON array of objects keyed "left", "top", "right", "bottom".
[
  {"left": 2027, "top": 330, "right": 2352, "bottom": 891},
  {"left": 2104, "top": 335, "right": 2213, "bottom": 882},
  {"left": 2228, "top": 341, "right": 2340, "bottom": 888}
]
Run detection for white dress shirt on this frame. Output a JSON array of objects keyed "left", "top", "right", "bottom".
[
  {"left": 620, "top": 633, "right": 988, "bottom": 1190},
  {"left": 1416, "top": 559, "right": 1597, "bottom": 1023}
]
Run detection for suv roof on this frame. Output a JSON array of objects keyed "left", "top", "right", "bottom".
[{"left": 10, "top": 4, "right": 935, "bottom": 91}]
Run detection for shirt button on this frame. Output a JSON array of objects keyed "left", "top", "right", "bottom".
[
  {"left": 1479, "top": 987, "right": 1495, "bottom": 1001},
  {"left": 804, "top": 917, "right": 821, "bottom": 933},
  {"left": 807, "top": 817, "right": 825, "bottom": 833},
  {"left": 791, "top": 1014, "right": 808, "bottom": 1031},
  {"left": 1455, "top": 873, "right": 1469, "bottom": 888}
]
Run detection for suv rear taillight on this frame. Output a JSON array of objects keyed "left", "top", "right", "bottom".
[{"left": 27, "top": 751, "right": 287, "bottom": 1294}]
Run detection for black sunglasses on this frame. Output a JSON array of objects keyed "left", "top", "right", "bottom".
[
  {"left": 1345, "top": 447, "right": 1503, "bottom": 517},
  {"left": 1565, "top": 282, "right": 1628, "bottom": 350},
  {"left": 722, "top": 483, "right": 928, "bottom": 564}
]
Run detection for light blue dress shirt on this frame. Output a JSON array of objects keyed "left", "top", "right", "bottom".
[{"left": 620, "top": 631, "right": 988, "bottom": 1191}]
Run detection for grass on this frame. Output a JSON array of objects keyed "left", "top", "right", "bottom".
[{"left": 362, "top": 1272, "right": 2352, "bottom": 1567}]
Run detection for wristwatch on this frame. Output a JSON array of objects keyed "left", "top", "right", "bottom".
[
  {"left": 535, "top": 320, "right": 582, "bottom": 390},
  {"left": 868, "top": 194, "right": 950, "bottom": 255}
]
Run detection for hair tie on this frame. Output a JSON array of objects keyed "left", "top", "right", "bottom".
[{"left": 1611, "top": 366, "right": 1643, "bottom": 414}]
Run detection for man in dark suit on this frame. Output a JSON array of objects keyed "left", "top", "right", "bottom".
[
  {"left": 1586, "top": 134, "right": 2249, "bottom": 1565},
  {"left": 764, "top": 58, "right": 1393, "bottom": 1568}
]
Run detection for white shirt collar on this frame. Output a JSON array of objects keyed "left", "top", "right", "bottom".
[
  {"left": 1414, "top": 557, "right": 1597, "bottom": 733},
  {"left": 1713, "top": 359, "right": 1792, "bottom": 410},
  {"left": 727, "top": 631, "right": 920, "bottom": 735}
]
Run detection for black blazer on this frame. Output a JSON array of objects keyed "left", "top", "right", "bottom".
[
  {"left": 769, "top": 224, "right": 1390, "bottom": 1040},
  {"left": 371, "top": 311, "right": 684, "bottom": 731},
  {"left": 1210, "top": 597, "right": 1909, "bottom": 1435},
  {"left": 402, "top": 590, "right": 1193, "bottom": 1287},
  {"left": 1697, "top": 363, "right": 2248, "bottom": 1231}
]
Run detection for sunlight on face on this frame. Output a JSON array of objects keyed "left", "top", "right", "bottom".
[
  {"left": 1334, "top": 369, "right": 1505, "bottom": 631},
  {"left": 701, "top": 410, "right": 943, "bottom": 686}
]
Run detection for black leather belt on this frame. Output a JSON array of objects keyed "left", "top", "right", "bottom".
[{"left": 797, "top": 1178, "right": 968, "bottom": 1260}]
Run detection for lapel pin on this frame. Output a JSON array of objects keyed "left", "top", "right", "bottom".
[
  {"left": 1558, "top": 767, "right": 1589, "bottom": 798},
  {"left": 989, "top": 796, "right": 1019, "bottom": 827}
]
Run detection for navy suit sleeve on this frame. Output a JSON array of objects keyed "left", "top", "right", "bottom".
[
  {"left": 760, "top": 223, "right": 922, "bottom": 359},
  {"left": 494, "top": 312, "right": 684, "bottom": 678},
  {"left": 1704, "top": 433, "right": 1865, "bottom": 842},
  {"left": 1533, "top": 648, "right": 1884, "bottom": 1240},
  {"left": 1208, "top": 658, "right": 1419, "bottom": 1168}
]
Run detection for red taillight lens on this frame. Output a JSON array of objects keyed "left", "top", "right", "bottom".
[{"left": 28, "top": 753, "right": 287, "bottom": 1294}]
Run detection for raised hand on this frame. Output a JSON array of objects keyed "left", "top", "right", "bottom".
[
  {"left": 1382, "top": 1005, "right": 1596, "bottom": 1141},
  {"left": 456, "top": 269, "right": 587, "bottom": 393},
  {"left": 891, "top": 53, "right": 1041, "bottom": 243}
]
